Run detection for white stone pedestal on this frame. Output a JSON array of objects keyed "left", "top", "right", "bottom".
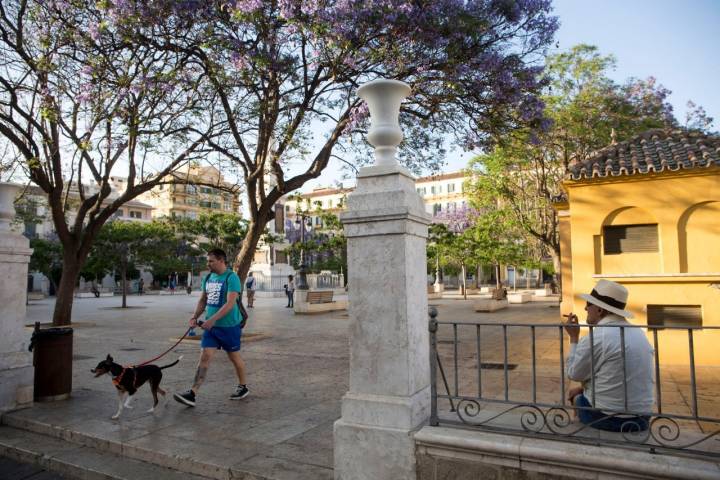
[
  {"left": 0, "top": 183, "right": 34, "bottom": 412},
  {"left": 334, "top": 164, "right": 431, "bottom": 480}
]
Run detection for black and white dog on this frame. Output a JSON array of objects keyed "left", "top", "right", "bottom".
[{"left": 91, "top": 354, "right": 182, "bottom": 419}]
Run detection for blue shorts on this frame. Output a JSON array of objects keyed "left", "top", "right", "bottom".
[
  {"left": 200, "top": 325, "right": 242, "bottom": 352},
  {"left": 574, "top": 394, "right": 649, "bottom": 432}
]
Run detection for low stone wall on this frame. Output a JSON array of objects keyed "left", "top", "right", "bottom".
[
  {"left": 415, "top": 426, "right": 720, "bottom": 480},
  {"left": 293, "top": 291, "right": 348, "bottom": 314},
  {"left": 474, "top": 298, "right": 508, "bottom": 312}
]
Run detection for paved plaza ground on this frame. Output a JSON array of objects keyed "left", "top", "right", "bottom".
[{"left": 1, "top": 292, "right": 718, "bottom": 478}]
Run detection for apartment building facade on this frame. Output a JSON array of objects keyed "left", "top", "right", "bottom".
[{"left": 138, "top": 165, "right": 241, "bottom": 219}]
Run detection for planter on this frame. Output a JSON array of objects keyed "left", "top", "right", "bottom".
[{"left": 29, "top": 322, "right": 73, "bottom": 401}]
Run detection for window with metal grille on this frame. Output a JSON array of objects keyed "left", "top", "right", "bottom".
[
  {"left": 647, "top": 305, "right": 702, "bottom": 328},
  {"left": 603, "top": 224, "right": 658, "bottom": 254}
]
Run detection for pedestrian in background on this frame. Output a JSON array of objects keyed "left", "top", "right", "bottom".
[
  {"left": 285, "top": 275, "right": 295, "bottom": 308},
  {"left": 245, "top": 272, "right": 256, "bottom": 308}
]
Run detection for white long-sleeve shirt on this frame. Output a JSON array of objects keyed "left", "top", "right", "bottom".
[{"left": 566, "top": 314, "right": 655, "bottom": 413}]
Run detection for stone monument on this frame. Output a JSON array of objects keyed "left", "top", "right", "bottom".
[
  {"left": 0, "top": 182, "right": 34, "bottom": 412},
  {"left": 334, "top": 80, "right": 431, "bottom": 479}
]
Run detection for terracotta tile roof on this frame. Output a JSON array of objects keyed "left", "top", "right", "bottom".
[{"left": 568, "top": 129, "right": 720, "bottom": 181}]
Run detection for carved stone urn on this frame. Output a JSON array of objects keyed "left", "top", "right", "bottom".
[{"left": 357, "top": 79, "right": 411, "bottom": 166}]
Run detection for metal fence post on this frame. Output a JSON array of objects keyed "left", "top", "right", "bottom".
[{"left": 429, "top": 306, "right": 439, "bottom": 427}]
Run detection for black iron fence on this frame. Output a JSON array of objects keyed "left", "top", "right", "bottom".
[{"left": 428, "top": 307, "right": 720, "bottom": 457}]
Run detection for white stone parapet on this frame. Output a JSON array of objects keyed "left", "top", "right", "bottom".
[{"left": 0, "top": 183, "right": 34, "bottom": 412}]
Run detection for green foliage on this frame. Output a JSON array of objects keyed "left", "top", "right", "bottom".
[
  {"left": 168, "top": 212, "right": 248, "bottom": 268},
  {"left": 466, "top": 44, "right": 684, "bottom": 276},
  {"left": 29, "top": 236, "right": 63, "bottom": 289}
]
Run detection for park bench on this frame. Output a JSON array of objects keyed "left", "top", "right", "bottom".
[{"left": 307, "top": 290, "right": 334, "bottom": 304}]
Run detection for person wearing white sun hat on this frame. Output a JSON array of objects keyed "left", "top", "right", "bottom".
[{"left": 564, "top": 279, "right": 654, "bottom": 432}]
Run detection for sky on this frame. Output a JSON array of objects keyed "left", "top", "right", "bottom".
[{"left": 299, "top": 0, "right": 720, "bottom": 191}]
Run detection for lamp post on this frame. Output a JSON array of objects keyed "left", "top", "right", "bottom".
[{"left": 295, "top": 213, "right": 310, "bottom": 290}]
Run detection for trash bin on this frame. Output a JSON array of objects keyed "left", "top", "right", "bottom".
[{"left": 29, "top": 322, "right": 73, "bottom": 401}]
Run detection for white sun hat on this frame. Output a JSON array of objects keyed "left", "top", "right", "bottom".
[{"left": 579, "top": 279, "right": 633, "bottom": 319}]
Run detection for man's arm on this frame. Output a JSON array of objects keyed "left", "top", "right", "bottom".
[
  {"left": 566, "top": 334, "right": 593, "bottom": 382},
  {"left": 190, "top": 292, "right": 207, "bottom": 326}
]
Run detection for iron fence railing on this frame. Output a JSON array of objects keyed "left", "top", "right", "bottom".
[
  {"left": 428, "top": 307, "right": 720, "bottom": 457},
  {"left": 252, "top": 272, "right": 287, "bottom": 292},
  {"left": 251, "top": 272, "right": 344, "bottom": 291},
  {"left": 307, "top": 273, "right": 344, "bottom": 290}
]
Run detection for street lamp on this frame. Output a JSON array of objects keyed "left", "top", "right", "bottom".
[{"left": 295, "top": 213, "right": 311, "bottom": 290}]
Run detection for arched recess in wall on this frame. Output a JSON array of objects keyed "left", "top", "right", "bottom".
[
  {"left": 599, "top": 206, "right": 661, "bottom": 274},
  {"left": 678, "top": 201, "right": 720, "bottom": 273}
]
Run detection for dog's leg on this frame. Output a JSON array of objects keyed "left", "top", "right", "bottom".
[
  {"left": 123, "top": 394, "right": 135, "bottom": 409},
  {"left": 148, "top": 384, "right": 159, "bottom": 413},
  {"left": 112, "top": 392, "right": 125, "bottom": 420}
]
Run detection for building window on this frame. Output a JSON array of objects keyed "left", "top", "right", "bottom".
[
  {"left": 438, "top": 185, "right": 443, "bottom": 193},
  {"left": 327, "top": 199, "right": 333, "bottom": 208},
  {"left": 200, "top": 186, "right": 213, "bottom": 194},
  {"left": 647, "top": 305, "right": 702, "bottom": 328},
  {"left": 315, "top": 216, "right": 322, "bottom": 226},
  {"left": 603, "top": 224, "right": 659, "bottom": 254},
  {"left": 224, "top": 202, "right": 232, "bottom": 211},
  {"left": 23, "top": 222, "right": 37, "bottom": 239},
  {"left": 433, "top": 203, "right": 442, "bottom": 215},
  {"left": 417, "top": 187, "right": 427, "bottom": 195},
  {"left": 186, "top": 185, "right": 197, "bottom": 195},
  {"left": 285, "top": 205, "right": 291, "bottom": 213},
  {"left": 448, "top": 183, "right": 455, "bottom": 193},
  {"left": 114, "top": 209, "right": 124, "bottom": 218},
  {"left": 129, "top": 210, "right": 142, "bottom": 219}
]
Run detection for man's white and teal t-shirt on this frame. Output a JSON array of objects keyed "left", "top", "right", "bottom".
[{"left": 202, "top": 270, "right": 242, "bottom": 327}]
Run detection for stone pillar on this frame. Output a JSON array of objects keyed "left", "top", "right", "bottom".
[
  {"left": 553, "top": 200, "right": 573, "bottom": 316},
  {"left": 334, "top": 80, "right": 431, "bottom": 480},
  {"left": 0, "top": 183, "right": 34, "bottom": 412}
]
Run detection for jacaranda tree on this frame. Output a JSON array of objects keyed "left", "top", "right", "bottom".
[
  {"left": 122, "top": 0, "right": 559, "bottom": 278},
  {"left": 0, "top": 1, "right": 217, "bottom": 326}
]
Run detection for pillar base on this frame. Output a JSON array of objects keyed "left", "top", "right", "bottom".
[
  {"left": 0, "top": 352, "right": 33, "bottom": 412},
  {"left": 334, "top": 420, "right": 419, "bottom": 480}
]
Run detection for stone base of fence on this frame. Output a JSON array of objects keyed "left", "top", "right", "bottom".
[{"left": 415, "top": 426, "right": 720, "bottom": 480}]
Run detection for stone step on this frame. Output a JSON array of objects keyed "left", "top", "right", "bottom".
[
  {"left": 1, "top": 414, "right": 334, "bottom": 480},
  {"left": 0, "top": 425, "right": 211, "bottom": 480}
]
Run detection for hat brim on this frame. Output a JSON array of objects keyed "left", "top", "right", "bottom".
[{"left": 579, "top": 293, "right": 634, "bottom": 319}]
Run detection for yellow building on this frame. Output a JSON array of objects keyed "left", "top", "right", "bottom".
[
  {"left": 555, "top": 129, "right": 720, "bottom": 365},
  {"left": 139, "top": 165, "right": 241, "bottom": 219}
]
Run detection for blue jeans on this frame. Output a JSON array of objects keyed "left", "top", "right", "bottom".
[
  {"left": 286, "top": 290, "right": 294, "bottom": 307},
  {"left": 574, "top": 394, "right": 649, "bottom": 432}
]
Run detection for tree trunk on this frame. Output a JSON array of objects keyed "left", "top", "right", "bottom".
[
  {"left": 234, "top": 219, "right": 268, "bottom": 279},
  {"left": 495, "top": 264, "right": 501, "bottom": 290},
  {"left": 462, "top": 262, "right": 467, "bottom": 300},
  {"left": 550, "top": 248, "right": 561, "bottom": 294},
  {"left": 52, "top": 255, "right": 81, "bottom": 326},
  {"left": 121, "top": 255, "right": 127, "bottom": 308}
]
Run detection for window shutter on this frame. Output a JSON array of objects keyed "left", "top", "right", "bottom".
[
  {"left": 647, "top": 305, "right": 702, "bottom": 328},
  {"left": 603, "top": 224, "right": 658, "bottom": 254}
]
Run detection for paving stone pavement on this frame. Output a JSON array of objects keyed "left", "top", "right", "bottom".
[
  {"left": 2, "top": 292, "right": 717, "bottom": 477},
  {"left": 0, "top": 455, "right": 67, "bottom": 479}
]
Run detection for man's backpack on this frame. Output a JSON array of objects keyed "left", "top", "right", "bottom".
[{"left": 220, "top": 272, "right": 249, "bottom": 329}]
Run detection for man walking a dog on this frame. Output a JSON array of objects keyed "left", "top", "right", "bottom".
[{"left": 174, "top": 248, "right": 249, "bottom": 407}]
